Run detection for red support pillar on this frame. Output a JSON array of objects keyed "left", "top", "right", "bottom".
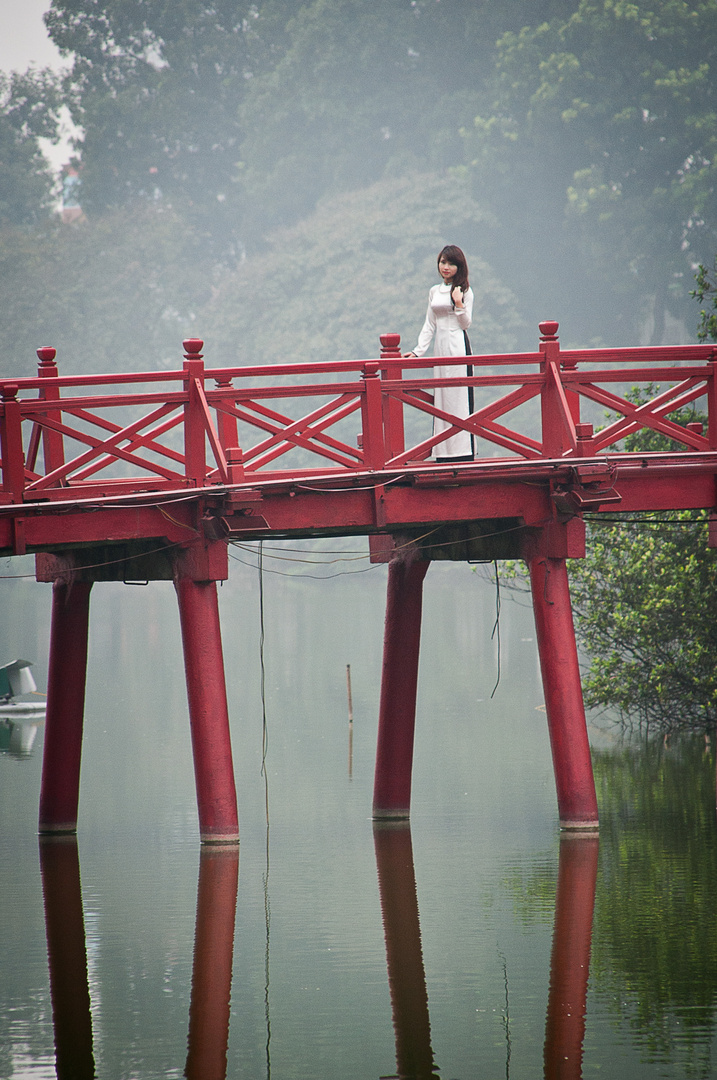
[
  {"left": 175, "top": 561, "right": 238, "bottom": 844},
  {"left": 528, "top": 554, "right": 599, "bottom": 829},
  {"left": 39, "top": 580, "right": 93, "bottom": 835},
  {"left": 372, "top": 555, "right": 430, "bottom": 819}
]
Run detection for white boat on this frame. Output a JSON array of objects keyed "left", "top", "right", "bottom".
[
  {"left": 0, "top": 661, "right": 46, "bottom": 757},
  {"left": 0, "top": 659, "right": 46, "bottom": 718}
]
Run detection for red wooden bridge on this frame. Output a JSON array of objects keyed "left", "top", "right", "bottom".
[{"left": 2, "top": 322, "right": 716, "bottom": 841}]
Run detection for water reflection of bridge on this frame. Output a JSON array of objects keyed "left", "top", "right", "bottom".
[
  {"left": 2, "top": 326, "right": 716, "bottom": 839},
  {"left": 38, "top": 829, "right": 599, "bottom": 1079}
]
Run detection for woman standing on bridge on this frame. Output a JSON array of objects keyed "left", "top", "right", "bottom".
[{"left": 404, "top": 244, "right": 474, "bottom": 460}]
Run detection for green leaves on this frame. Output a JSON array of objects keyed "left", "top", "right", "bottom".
[
  {"left": 0, "top": 69, "right": 62, "bottom": 227},
  {"left": 463, "top": 0, "right": 717, "bottom": 344},
  {"left": 692, "top": 259, "right": 717, "bottom": 343},
  {"left": 569, "top": 510, "right": 717, "bottom": 734}
]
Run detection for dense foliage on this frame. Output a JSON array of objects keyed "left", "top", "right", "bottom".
[
  {"left": 692, "top": 258, "right": 717, "bottom": 342},
  {"left": 0, "top": 68, "right": 60, "bottom": 226},
  {"left": 466, "top": 0, "right": 717, "bottom": 342},
  {"left": 570, "top": 511, "right": 717, "bottom": 734},
  {"left": 0, "top": 172, "right": 519, "bottom": 377},
  {"left": 564, "top": 366, "right": 717, "bottom": 735},
  {"left": 1, "top": 0, "right": 715, "bottom": 366}
]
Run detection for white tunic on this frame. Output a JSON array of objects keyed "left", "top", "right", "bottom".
[{"left": 412, "top": 283, "right": 474, "bottom": 459}]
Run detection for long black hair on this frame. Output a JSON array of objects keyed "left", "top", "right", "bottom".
[{"left": 438, "top": 244, "right": 470, "bottom": 299}]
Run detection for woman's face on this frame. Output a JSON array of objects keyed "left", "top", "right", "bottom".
[{"left": 438, "top": 257, "right": 458, "bottom": 283}]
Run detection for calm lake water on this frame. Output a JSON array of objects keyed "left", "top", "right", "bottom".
[{"left": 1, "top": 548, "right": 716, "bottom": 1079}]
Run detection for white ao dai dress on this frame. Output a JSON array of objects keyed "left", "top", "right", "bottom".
[{"left": 411, "top": 282, "right": 474, "bottom": 459}]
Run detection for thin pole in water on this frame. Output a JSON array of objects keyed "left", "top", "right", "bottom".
[
  {"left": 347, "top": 664, "right": 354, "bottom": 779},
  {"left": 346, "top": 664, "right": 354, "bottom": 725}
]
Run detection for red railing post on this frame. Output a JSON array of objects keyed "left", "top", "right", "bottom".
[
  {"left": 0, "top": 383, "right": 26, "bottom": 500},
  {"left": 708, "top": 353, "right": 717, "bottom": 450},
  {"left": 214, "top": 373, "right": 239, "bottom": 457},
  {"left": 37, "top": 347, "right": 65, "bottom": 476},
  {"left": 184, "top": 338, "right": 207, "bottom": 484},
  {"left": 361, "top": 360, "right": 386, "bottom": 470},
  {"left": 561, "top": 336, "right": 581, "bottom": 434},
  {"left": 539, "top": 320, "right": 566, "bottom": 457},
  {"left": 380, "top": 333, "right": 405, "bottom": 460}
]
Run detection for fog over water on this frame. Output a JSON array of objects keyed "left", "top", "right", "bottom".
[{"left": 2, "top": 557, "right": 717, "bottom": 1078}]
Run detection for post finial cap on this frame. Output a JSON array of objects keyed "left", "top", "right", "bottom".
[{"left": 539, "top": 321, "right": 559, "bottom": 340}]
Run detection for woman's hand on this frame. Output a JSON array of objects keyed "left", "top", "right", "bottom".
[
  {"left": 403, "top": 351, "right": 417, "bottom": 358},
  {"left": 452, "top": 286, "right": 464, "bottom": 308}
]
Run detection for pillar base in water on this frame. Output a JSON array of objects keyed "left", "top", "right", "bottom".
[
  {"left": 39, "top": 822, "right": 79, "bottom": 836},
  {"left": 372, "top": 808, "right": 411, "bottom": 822}
]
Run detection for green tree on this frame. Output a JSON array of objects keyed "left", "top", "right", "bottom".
[
  {"left": 463, "top": 0, "right": 717, "bottom": 345},
  {"left": 235, "top": 0, "right": 497, "bottom": 240},
  {"left": 45, "top": 0, "right": 297, "bottom": 251},
  {"left": 564, "top": 273, "right": 717, "bottom": 735},
  {"left": 1, "top": 204, "right": 214, "bottom": 377},
  {"left": 44, "top": 1, "right": 584, "bottom": 249},
  {"left": 1, "top": 172, "right": 520, "bottom": 378},
  {"left": 692, "top": 258, "right": 717, "bottom": 342},
  {"left": 0, "top": 68, "right": 61, "bottom": 226},
  {"left": 569, "top": 509, "right": 717, "bottom": 735},
  {"left": 203, "top": 171, "right": 522, "bottom": 367}
]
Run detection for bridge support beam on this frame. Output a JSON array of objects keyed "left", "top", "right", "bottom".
[
  {"left": 528, "top": 553, "right": 599, "bottom": 829},
  {"left": 373, "top": 555, "right": 430, "bottom": 819},
  {"left": 174, "top": 567, "right": 239, "bottom": 844},
  {"left": 39, "top": 580, "right": 93, "bottom": 835}
]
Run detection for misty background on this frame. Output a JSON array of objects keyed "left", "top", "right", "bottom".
[{"left": 1, "top": 0, "right": 715, "bottom": 377}]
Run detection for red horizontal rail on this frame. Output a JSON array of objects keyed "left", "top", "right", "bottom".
[{"left": 2, "top": 330, "right": 717, "bottom": 505}]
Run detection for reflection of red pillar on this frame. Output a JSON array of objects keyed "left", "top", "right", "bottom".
[
  {"left": 528, "top": 556, "right": 598, "bottom": 828},
  {"left": 373, "top": 824, "right": 438, "bottom": 1080},
  {"left": 372, "top": 558, "right": 430, "bottom": 818},
  {"left": 39, "top": 580, "right": 93, "bottom": 834},
  {"left": 185, "top": 847, "right": 239, "bottom": 1080},
  {"left": 175, "top": 578, "right": 239, "bottom": 843},
  {"left": 544, "top": 833, "right": 599, "bottom": 1080},
  {"left": 39, "top": 838, "right": 96, "bottom": 1080}
]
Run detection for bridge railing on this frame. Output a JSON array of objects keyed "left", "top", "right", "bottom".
[{"left": 1, "top": 325, "right": 716, "bottom": 504}]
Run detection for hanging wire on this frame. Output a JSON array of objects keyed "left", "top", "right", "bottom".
[
  {"left": 263, "top": 798, "right": 272, "bottom": 1080},
  {"left": 255, "top": 539, "right": 272, "bottom": 1077},
  {"left": 490, "top": 560, "right": 502, "bottom": 699},
  {"left": 258, "top": 541, "right": 269, "bottom": 789}
]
